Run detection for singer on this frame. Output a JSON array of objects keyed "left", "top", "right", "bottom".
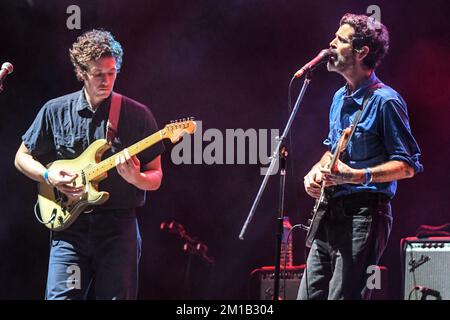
[
  {"left": 298, "top": 13, "right": 423, "bottom": 300},
  {"left": 14, "top": 30, "right": 164, "bottom": 299}
]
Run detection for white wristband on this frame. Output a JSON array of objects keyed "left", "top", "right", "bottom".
[{"left": 362, "top": 168, "right": 373, "bottom": 186}]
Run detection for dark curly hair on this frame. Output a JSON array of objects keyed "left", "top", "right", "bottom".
[
  {"left": 340, "top": 13, "right": 389, "bottom": 69},
  {"left": 69, "top": 29, "right": 123, "bottom": 81}
]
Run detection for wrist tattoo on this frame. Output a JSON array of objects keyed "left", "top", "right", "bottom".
[{"left": 342, "top": 171, "right": 353, "bottom": 179}]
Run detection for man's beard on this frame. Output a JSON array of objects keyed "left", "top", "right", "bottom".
[{"left": 327, "top": 53, "right": 355, "bottom": 73}]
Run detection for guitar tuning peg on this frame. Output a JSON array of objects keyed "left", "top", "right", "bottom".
[
  {"left": 170, "top": 120, "right": 174, "bottom": 124},
  {"left": 190, "top": 116, "right": 195, "bottom": 121}
]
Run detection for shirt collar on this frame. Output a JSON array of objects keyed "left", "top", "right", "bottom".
[
  {"left": 76, "top": 88, "right": 112, "bottom": 114},
  {"left": 343, "top": 71, "right": 380, "bottom": 105}
]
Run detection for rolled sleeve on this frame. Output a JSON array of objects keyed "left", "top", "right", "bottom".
[{"left": 381, "top": 99, "right": 423, "bottom": 174}]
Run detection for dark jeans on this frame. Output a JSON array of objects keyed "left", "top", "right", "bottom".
[
  {"left": 297, "top": 192, "right": 393, "bottom": 300},
  {"left": 45, "top": 208, "right": 142, "bottom": 300}
]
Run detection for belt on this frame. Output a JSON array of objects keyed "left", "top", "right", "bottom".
[{"left": 330, "top": 192, "right": 390, "bottom": 208}]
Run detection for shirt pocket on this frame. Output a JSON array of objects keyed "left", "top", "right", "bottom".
[
  {"left": 54, "top": 131, "right": 82, "bottom": 159},
  {"left": 347, "top": 126, "right": 377, "bottom": 160},
  {"left": 351, "top": 126, "right": 368, "bottom": 144}
]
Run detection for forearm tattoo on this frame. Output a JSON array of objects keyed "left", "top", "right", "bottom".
[{"left": 370, "top": 162, "right": 414, "bottom": 183}]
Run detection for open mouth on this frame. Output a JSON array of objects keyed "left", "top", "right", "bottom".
[{"left": 329, "top": 52, "right": 338, "bottom": 62}]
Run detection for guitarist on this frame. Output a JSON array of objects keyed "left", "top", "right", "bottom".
[
  {"left": 298, "top": 14, "right": 423, "bottom": 300},
  {"left": 14, "top": 30, "right": 164, "bottom": 299}
]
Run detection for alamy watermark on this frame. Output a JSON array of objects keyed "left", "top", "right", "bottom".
[
  {"left": 366, "top": 265, "right": 382, "bottom": 290},
  {"left": 66, "top": 5, "right": 81, "bottom": 30},
  {"left": 171, "top": 121, "right": 280, "bottom": 175},
  {"left": 367, "top": 5, "right": 382, "bottom": 31},
  {"left": 66, "top": 264, "right": 81, "bottom": 290}
]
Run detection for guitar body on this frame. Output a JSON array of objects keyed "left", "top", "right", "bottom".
[
  {"left": 35, "top": 118, "right": 197, "bottom": 231},
  {"left": 305, "top": 188, "right": 330, "bottom": 248},
  {"left": 37, "top": 139, "right": 111, "bottom": 231}
]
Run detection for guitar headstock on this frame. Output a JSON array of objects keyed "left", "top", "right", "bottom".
[{"left": 162, "top": 117, "right": 197, "bottom": 143}]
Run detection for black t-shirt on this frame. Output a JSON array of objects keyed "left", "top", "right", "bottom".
[{"left": 22, "top": 89, "right": 165, "bottom": 210}]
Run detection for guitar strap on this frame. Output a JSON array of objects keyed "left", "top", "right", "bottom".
[{"left": 106, "top": 92, "right": 123, "bottom": 145}]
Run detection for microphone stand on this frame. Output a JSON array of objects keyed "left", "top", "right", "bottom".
[{"left": 239, "top": 71, "right": 313, "bottom": 300}]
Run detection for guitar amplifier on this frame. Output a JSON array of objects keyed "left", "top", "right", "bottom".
[
  {"left": 402, "top": 237, "right": 450, "bottom": 300},
  {"left": 249, "top": 265, "right": 304, "bottom": 300}
]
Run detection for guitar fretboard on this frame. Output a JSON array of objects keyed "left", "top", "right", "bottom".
[{"left": 85, "top": 129, "right": 165, "bottom": 181}]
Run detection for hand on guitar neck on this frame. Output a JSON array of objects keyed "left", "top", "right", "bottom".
[
  {"left": 114, "top": 148, "right": 142, "bottom": 185},
  {"left": 304, "top": 151, "right": 365, "bottom": 199},
  {"left": 303, "top": 152, "right": 333, "bottom": 199},
  {"left": 304, "top": 125, "right": 366, "bottom": 199}
]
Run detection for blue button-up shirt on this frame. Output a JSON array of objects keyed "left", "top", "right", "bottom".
[{"left": 323, "top": 72, "right": 423, "bottom": 198}]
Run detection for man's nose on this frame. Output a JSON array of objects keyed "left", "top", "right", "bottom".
[
  {"left": 101, "top": 74, "right": 112, "bottom": 84},
  {"left": 329, "top": 37, "right": 337, "bottom": 49}
]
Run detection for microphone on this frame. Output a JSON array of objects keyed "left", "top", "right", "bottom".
[
  {"left": 294, "top": 49, "right": 333, "bottom": 78},
  {"left": 415, "top": 286, "right": 442, "bottom": 300},
  {"left": 0, "top": 62, "right": 14, "bottom": 83}
]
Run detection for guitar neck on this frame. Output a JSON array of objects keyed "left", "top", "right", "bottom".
[
  {"left": 328, "top": 125, "right": 352, "bottom": 173},
  {"left": 329, "top": 148, "right": 341, "bottom": 173},
  {"left": 86, "top": 130, "right": 163, "bottom": 181}
]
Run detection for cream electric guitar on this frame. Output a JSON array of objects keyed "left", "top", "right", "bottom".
[{"left": 37, "top": 118, "right": 196, "bottom": 231}]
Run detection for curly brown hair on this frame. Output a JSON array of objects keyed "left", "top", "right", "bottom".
[
  {"left": 340, "top": 13, "right": 389, "bottom": 69},
  {"left": 69, "top": 29, "right": 123, "bottom": 81}
]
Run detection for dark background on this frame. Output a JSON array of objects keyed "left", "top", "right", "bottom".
[{"left": 0, "top": 0, "right": 449, "bottom": 299}]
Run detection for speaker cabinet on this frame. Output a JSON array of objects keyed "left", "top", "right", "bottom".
[
  {"left": 249, "top": 264, "right": 389, "bottom": 300},
  {"left": 402, "top": 237, "right": 450, "bottom": 300},
  {"left": 249, "top": 265, "right": 304, "bottom": 300}
]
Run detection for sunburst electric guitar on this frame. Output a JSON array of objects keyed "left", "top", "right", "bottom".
[
  {"left": 304, "top": 125, "right": 353, "bottom": 248},
  {"left": 37, "top": 118, "right": 197, "bottom": 231}
]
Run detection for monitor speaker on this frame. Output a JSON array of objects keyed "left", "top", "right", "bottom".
[
  {"left": 402, "top": 237, "right": 450, "bottom": 300},
  {"left": 249, "top": 265, "right": 303, "bottom": 300}
]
